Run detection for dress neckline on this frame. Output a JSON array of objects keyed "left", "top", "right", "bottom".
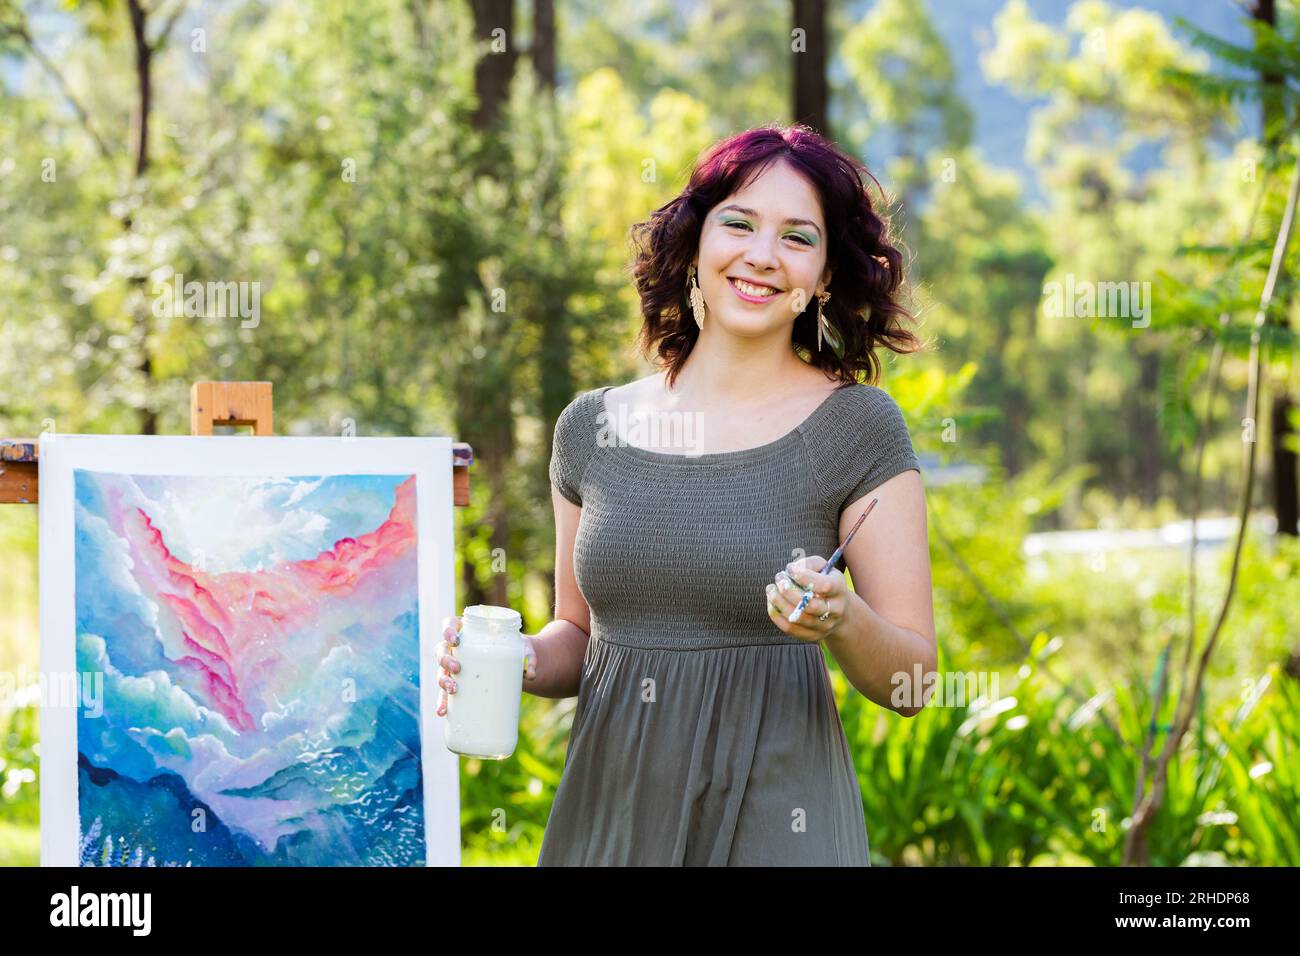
[{"left": 595, "top": 382, "right": 854, "bottom": 465}]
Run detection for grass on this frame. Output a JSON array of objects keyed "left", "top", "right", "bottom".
[{"left": 0, "top": 821, "right": 39, "bottom": 867}]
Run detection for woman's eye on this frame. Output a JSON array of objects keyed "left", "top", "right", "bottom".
[{"left": 726, "top": 221, "right": 811, "bottom": 246}]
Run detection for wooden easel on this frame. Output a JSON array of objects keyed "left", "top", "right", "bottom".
[{"left": 0, "top": 381, "right": 474, "bottom": 505}]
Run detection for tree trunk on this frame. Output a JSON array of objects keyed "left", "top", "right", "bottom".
[
  {"left": 463, "top": 0, "right": 519, "bottom": 611},
  {"left": 1255, "top": 0, "right": 1299, "bottom": 536},
  {"left": 791, "top": 0, "right": 828, "bottom": 135},
  {"left": 1272, "top": 392, "right": 1298, "bottom": 534},
  {"left": 127, "top": 0, "right": 157, "bottom": 436},
  {"left": 1135, "top": 347, "right": 1163, "bottom": 505},
  {"left": 472, "top": 0, "right": 518, "bottom": 134},
  {"left": 533, "top": 0, "right": 569, "bottom": 620},
  {"left": 533, "top": 0, "right": 555, "bottom": 89}
]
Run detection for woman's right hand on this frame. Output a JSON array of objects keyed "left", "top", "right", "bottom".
[{"left": 436, "top": 615, "right": 462, "bottom": 718}]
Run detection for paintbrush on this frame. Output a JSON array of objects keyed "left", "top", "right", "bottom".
[{"left": 788, "top": 496, "right": 878, "bottom": 624}]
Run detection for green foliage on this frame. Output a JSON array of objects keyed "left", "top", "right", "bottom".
[
  {"left": 841, "top": 0, "right": 973, "bottom": 160},
  {"left": 984, "top": 0, "right": 1230, "bottom": 166},
  {"left": 456, "top": 693, "right": 573, "bottom": 866},
  {"left": 1156, "top": 346, "right": 1199, "bottom": 454},
  {"left": 0, "top": 0, "right": 1296, "bottom": 869},
  {"left": 839, "top": 636, "right": 1300, "bottom": 867},
  {"left": 0, "top": 696, "right": 39, "bottom": 866},
  {"left": 562, "top": 0, "right": 789, "bottom": 141}
]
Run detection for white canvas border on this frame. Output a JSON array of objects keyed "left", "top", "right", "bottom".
[{"left": 37, "top": 434, "right": 460, "bottom": 867}]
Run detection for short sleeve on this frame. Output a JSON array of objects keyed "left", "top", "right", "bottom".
[
  {"left": 812, "top": 385, "right": 921, "bottom": 517},
  {"left": 549, "top": 391, "right": 595, "bottom": 506}
]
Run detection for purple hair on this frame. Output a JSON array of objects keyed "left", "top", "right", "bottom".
[{"left": 628, "top": 123, "right": 922, "bottom": 388}]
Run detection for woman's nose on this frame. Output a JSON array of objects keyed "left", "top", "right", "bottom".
[{"left": 743, "top": 229, "right": 781, "bottom": 271}]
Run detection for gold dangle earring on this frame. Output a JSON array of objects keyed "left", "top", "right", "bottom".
[
  {"left": 815, "top": 288, "right": 831, "bottom": 351},
  {"left": 687, "top": 263, "right": 706, "bottom": 330}
]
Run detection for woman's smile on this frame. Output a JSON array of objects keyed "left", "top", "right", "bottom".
[{"left": 727, "top": 275, "right": 784, "bottom": 303}]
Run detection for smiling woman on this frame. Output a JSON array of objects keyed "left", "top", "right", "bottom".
[
  {"left": 629, "top": 123, "right": 921, "bottom": 387},
  {"left": 444, "top": 124, "right": 936, "bottom": 867}
]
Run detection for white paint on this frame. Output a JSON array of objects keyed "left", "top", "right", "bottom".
[{"left": 444, "top": 605, "right": 524, "bottom": 760}]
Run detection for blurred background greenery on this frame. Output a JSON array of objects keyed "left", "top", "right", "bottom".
[{"left": 1, "top": 0, "right": 1298, "bottom": 866}]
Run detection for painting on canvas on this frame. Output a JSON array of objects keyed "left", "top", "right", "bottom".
[{"left": 38, "top": 436, "right": 459, "bottom": 867}]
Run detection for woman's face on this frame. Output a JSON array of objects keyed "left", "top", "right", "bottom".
[{"left": 694, "top": 159, "right": 831, "bottom": 340}]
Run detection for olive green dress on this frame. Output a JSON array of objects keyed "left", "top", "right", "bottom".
[{"left": 538, "top": 382, "right": 921, "bottom": 866}]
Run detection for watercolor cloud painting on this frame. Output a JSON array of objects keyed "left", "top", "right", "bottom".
[{"left": 71, "top": 470, "right": 427, "bottom": 866}]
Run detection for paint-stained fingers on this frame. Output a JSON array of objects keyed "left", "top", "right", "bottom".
[
  {"left": 794, "top": 593, "right": 830, "bottom": 622},
  {"left": 773, "top": 571, "right": 808, "bottom": 612},
  {"left": 441, "top": 615, "right": 462, "bottom": 647},
  {"left": 522, "top": 635, "right": 538, "bottom": 681},
  {"left": 435, "top": 646, "right": 460, "bottom": 675},
  {"left": 436, "top": 671, "right": 457, "bottom": 718},
  {"left": 767, "top": 581, "right": 800, "bottom": 617},
  {"left": 436, "top": 618, "right": 462, "bottom": 718}
]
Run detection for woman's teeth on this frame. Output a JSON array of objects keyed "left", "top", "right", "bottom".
[{"left": 729, "top": 277, "right": 778, "bottom": 298}]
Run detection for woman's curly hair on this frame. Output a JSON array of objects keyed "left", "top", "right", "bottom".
[{"left": 628, "top": 123, "right": 922, "bottom": 389}]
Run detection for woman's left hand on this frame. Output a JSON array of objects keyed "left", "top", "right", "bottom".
[{"left": 765, "top": 556, "right": 848, "bottom": 643}]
